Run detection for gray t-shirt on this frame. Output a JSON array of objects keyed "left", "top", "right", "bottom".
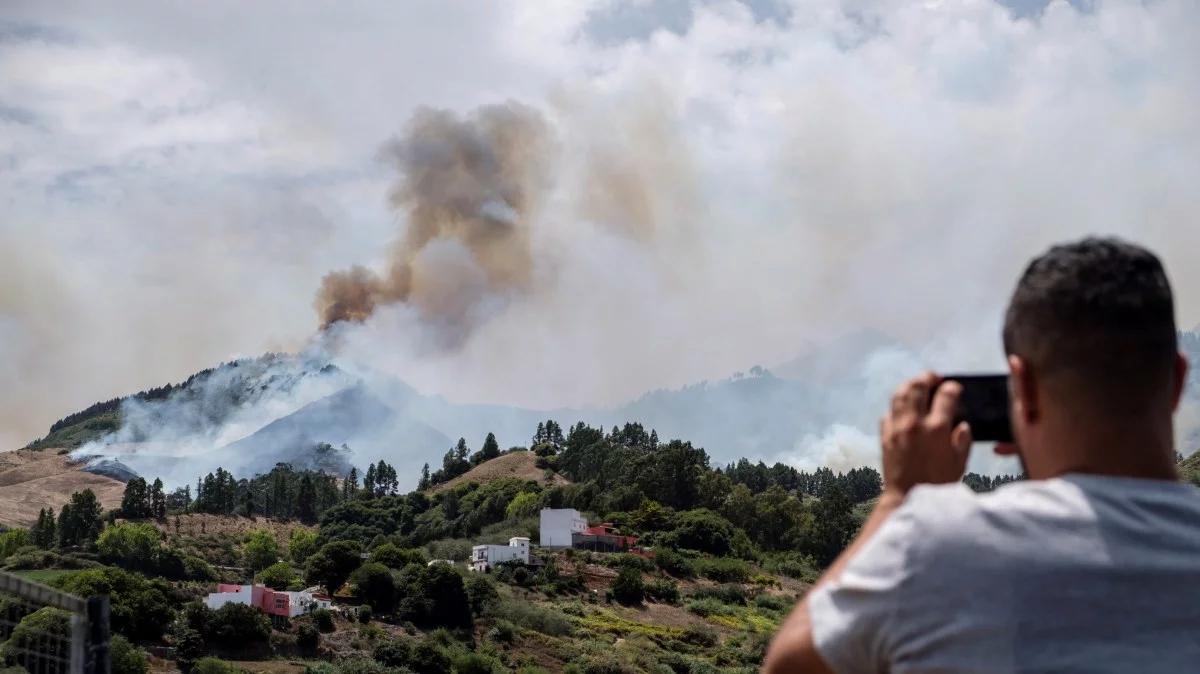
[{"left": 808, "top": 475, "right": 1200, "bottom": 673}]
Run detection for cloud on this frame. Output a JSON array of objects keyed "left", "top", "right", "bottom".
[{"left": 2, "top": 1, "right": 1197, "bottom": 475}]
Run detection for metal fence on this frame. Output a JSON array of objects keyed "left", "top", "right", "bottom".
[{"left": 0, "top": 571, "right": 109, "bottom": 674}]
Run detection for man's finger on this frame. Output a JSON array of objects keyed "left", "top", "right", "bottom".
[
  {"left": 951, "top": 420, "right": 973, "bottom": 455},
  {"left": 894, "top": 374, "right": 934, "bottom": 418},
  {"left": 929, "top": 379, "right": 962, "bottom": 428}
]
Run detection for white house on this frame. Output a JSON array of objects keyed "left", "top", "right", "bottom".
[
  {"left": 540, "top": 508, "right": 587, "bottom": 548},
  {"left": 470, "top": 537, "right": 530, "bottom": 573}
]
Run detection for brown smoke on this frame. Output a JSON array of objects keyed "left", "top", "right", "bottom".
[{"left": 316, "top": 102, "right": 552, "bottom": 344}]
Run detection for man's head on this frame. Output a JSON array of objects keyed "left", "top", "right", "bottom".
[{"left": 1001, "top": 237, "right": 1187, "bottom": 476}]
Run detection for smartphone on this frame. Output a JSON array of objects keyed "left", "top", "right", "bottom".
[{"left": 937, "top": 374, "right": 1013, "bottom": 443}]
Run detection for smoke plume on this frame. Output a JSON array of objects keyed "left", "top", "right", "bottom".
[{"left": 315, "top": 103, "right": 553, "bottom": 346}]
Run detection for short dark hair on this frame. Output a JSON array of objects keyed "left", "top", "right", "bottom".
[{"left": 1003, "top": 237, "right": 1177, "bottom": 409}]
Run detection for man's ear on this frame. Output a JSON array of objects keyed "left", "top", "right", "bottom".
[
  {"left": 1171, "top": 351, "right": 1189, "bottom": 411},
  {"left": 1008, "top": 354, "right": 1038, "bottom": 426}
]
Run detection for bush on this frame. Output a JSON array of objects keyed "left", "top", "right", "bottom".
[
  {"left": 644, "top": 579, "right": 680, "bottom": 604},
  {"left": 680, "top": 623, "right": 718, "bottom": 647},
  {"left": 358, "top": 606, "right": 373, "bottom": 624},
  {"left": 653, "top": 549, "right": 696, "bottom": 578},
  {"left": 690, "top": 584, "right": 746, "bottom": 605},
  {"left": 372, "top": 638, "right": 411, "bottom": 667},
  {"left": 296, "top": 622, "right": 319, "bottom": 652},
  {"left": 409, "top": 640, "right": 451, "bottom": 674},
  {"left": 393, "top": 563, "right": 471, "bottom": 628},
  {"left": 53, "top": 567, "right": 174, "bottom": 641},
  {"left": 311, "top": 608, "right": 335, "bottom": 632},
  {"left": 334, "top": 659, "right": 390, "bottom": 674},
  {"left": 453, "top": 652, "right": 501, "bottom": 674},
  {"left": 350, "top": 562, "right": 396, "bottom": 613},
  {"left": 192, "top": 657, "right": 241, "bottom": 674},
  {"left": 662, "top": 510, "right": 738, "bottom": 556},
  {"left": 259, "top": 561, "right": 298, "bottom": 590},
  {"left": 754, "top": 594, "right": 793, "bottom": 612},
  {"left": 209, "top": 602, "right": 272, "bottom": 648},
  {"left": 761, "top": 553, "right": 820, "bottom": 583},
  {"left": 487, "top": 598, "right": 573, "bottom": 637},
  {"left": 289, "top": 529, "right": 319, "bottom": 565},
  {"left": 370, "top": 543, "right": 425, "bottom": 569},
  {"left": 485, "top": 619, "right": 515, "bottom": 643},
  {"left": 242, "top": 530, "right": 281, "bottom": 572},
  {"left": 306, "top": 540, "right": 363, "bottom": 594},
  {"left": 110, "top": 634, "right": 149, "bottom": 674},
  {"left": 686, "top": 598, "right": 735, "bottom": 618},
  {"left": 185, "top": 555, "right": 217, "bottom": 581},
  {"left": 0, "top": 607, "right": 70, "bottom": 672},
  {"left": 610, "top": 566, "right": 644, "bottom": 605},
  {"left": 694, "top": 557, "right": 750, "bottom": 583},
  {"left": 464, "top": 574, "right": 499, "bottom": 615}
]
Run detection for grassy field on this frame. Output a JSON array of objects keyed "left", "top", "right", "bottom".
[{"left": 13, "top": 568, "right": 75, "bottom": 584}]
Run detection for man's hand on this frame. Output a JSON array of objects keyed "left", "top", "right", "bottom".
[{"left": 880, "top": 372, "right": 972, "bottom": 496}]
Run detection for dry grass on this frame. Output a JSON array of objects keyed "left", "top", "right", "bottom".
[
  {"left": 0, "top": 449, "right": 125, "bottom": 527},
  {"left": 154, "top": 513, "right": 314, "bottom": 548},
  {"left": 428, "top": 451, "right": 569, "bottom": 494}
]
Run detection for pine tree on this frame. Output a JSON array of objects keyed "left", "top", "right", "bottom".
[
  {"left": 533, "top": 422, "right": 545, "bottom": 446},
  {"left": 363, "top": 464, "right": 377, "bottom": 497},
  {"left": 418, "top": 463, "right": 431, "bottom": 490},
  {"left": 243, "top": 489, "right": 255, "bottom": 518},
  {"left": 297, "top": 474, "right": 317, "bottom": 523},
  {"left": 150, "top": 478, "right": 166, "bottom": 520},
  {"left": 342, "top": 467, "right": 359, "bottom": 498}
]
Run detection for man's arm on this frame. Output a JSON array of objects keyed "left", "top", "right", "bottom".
[
  {"left": 761, "top": 490, "right": 906, "bottom": 674},
  {"left": 762, "top": 373, "right": 971, "bottom": 673}
]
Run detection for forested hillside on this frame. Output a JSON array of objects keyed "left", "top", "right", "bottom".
[{"left": 0, "top": 416, "right": 1034, "bottom": 674}]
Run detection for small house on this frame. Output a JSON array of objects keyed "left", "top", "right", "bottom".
[{"left": 470, "top": 537, "right": 531, "bottom": 573}]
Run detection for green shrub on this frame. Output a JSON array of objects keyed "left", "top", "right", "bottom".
[
  {"left": 753, "top": 594, "right": 793, "bottom": 612},
  {"left": 690, "top": 584, "right": 746, "bottom": 605},
  {"left": 258, "top": 561, "right": 297, "bottom": 590},
  {"left": 185, "top": 555, "right": 217, "bottom": 581},
  {"left": 680, "top": 623, "right": 718, "bottom": 647},
  {"left": 110, "top": 634, "right": 150, "bottom": 674},
  {"left": 408, "top": 640, "right": 451, "bottom": 674},
  {"left": 653, "top": 549, "right": 695, "bottom": 578},
  {"left": 296, "top": 622, "right": 319, "bottom": 652},
  {"left": 209, "top": 602, "right": 272, "bottom": 648},
  {"left": 311, "top": 608, "right": 335, "bottom": 632},
  {"left": 453, "top": 652, "right": 500, "bottom": 674},
  {"left": 761, "top": 553, "right": 820, "bottom": 583},
  {"left": 372, "top": 638, "right": 411, "bottom": 667},
  {"left": 464, "top": 574, "right": 500, "bottom": 615},
  {"left": 487, "top": 598, "right": 573, "bottom": 637},
  {"left": 662, "top": 510, "right": 738, "bottom": 556},
  {"left": 601, "top": 553, "right": 655, "bottom": 572},
  {"left": 192, "top": 657, "right": 241, "bottom": 674},
  {"left": 644, "top": 579, "right": 680, "bottom": 604},
  {"left": 485, "top": 619, "right": 515, "bottom": 643},
  {"left": 610, "top": 566, "right": 644, "bottom": 605},
  {"left": 686, "top": 598, "right": 735, "bottom": 618},
  {"left": 358, "top": 606, "right": 373, "bottom": 623},
  {"left": 371, "top": 543, "right": 425, "bottom": 569},
  {"left": 694, "top": 557, "right": 750, "bottom": 583},
  {"left": 332, "top": 658, "right": 390, "bottom": 674},
  {"left": 350, "top": 562, "right": 396, "bottom": 613},
  {"left": 53, "top": 567, "right": 174, "bottom": 641},
  {"left": 0, "top": 607, "right": 70, "bottom": 673},
  {"left": 289, "top": 529, "right": 319, "bottom": 565}
]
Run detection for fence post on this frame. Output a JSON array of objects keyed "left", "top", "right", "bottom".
[{"left": 87, "top": 596, "right": 110, "bottom": 674}]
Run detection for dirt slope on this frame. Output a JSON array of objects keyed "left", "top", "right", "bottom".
[
  {"left": 0, "top": 449, "right": 126, "bottom": 528},
  {"left": 428, "top": 451, "right": 569, "bottom": 494}
]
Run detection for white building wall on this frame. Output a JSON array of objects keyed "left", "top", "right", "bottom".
[
  {"left": 540, "top": 508, "right": 586, "bottom": 547},
  {"left": 204, "top": 585, "right": 252, "bottom": 611}
]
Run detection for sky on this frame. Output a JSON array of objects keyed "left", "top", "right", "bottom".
[{"left": 2, "top": 0, "right": 1198, "bottom": 457}]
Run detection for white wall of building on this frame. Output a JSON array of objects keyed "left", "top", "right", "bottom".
[
  {"left": 540, "top": 508, "right": 586, "bottom": 547},
  {"left": 470, "top": 537, "right": 532, "bottom": 572},
  {"left": 204, "top": 585, "right": 252, "bottom": 611}
]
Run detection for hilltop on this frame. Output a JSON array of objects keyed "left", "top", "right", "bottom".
[{"left": 427, "top": 450, "right": 569, "bottom": 494}]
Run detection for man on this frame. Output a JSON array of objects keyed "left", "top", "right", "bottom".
[{"left": 764, "top": 238, "right": 1200, "bottom": 673}]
